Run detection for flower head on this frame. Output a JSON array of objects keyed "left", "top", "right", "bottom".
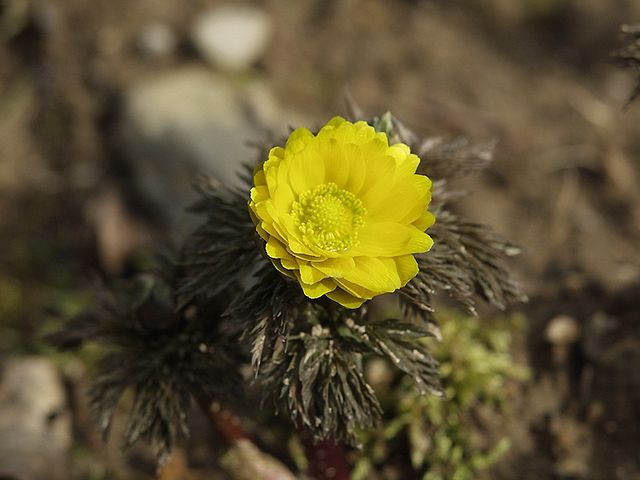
[{"left": 249, "top": 116, "right": 435, "bottom": 308}]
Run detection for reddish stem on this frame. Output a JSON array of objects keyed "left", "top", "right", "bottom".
[
  {"left": 195, "top": 388, "right": 350, "bottom": 479},
  {"left": 299, "top": 430, "right": 351, "bottom": 480},
  {"left": 194, "top": 390, "right": 252, "bottom": 444}
]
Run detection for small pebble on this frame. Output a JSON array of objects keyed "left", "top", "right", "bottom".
[
  {"left": 191, "top": 5, "right": 272, "bottom": 71},
  {"left": 546, "top": 315, "right": 580, "bottom": 345}
]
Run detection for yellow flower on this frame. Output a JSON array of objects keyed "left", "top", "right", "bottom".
[{"left": 249, "top": 117, "right": 435, "bottom": 308}]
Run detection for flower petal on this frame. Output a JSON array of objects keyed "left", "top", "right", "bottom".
[
  {"left": 266, "top": 236, "right": 293, "bottom": 261},
  {"left": 326, "top": 287, "right": 367, "bottom": 308},
  {"left": 287, "top": 148, "right": 325, "bottom": 195},
  {"left": 357, "top": 155, "right": 398, "bottom": 211},
  {"left": 335, "top": 278, "right": 377, "bottom": 300},
  {"left": 272, "top": 182, "right": 295, "bottom": 214},
  {"left": 250, "top": 185, "right": 269, "bottom": 204},
  {"left": 313, "top": 256, "right": 356, "bottom": 276},
  {"left": 299, "top": 262, "right": 329, "bottom": 284},
  {"left": 351, "top": 222, "right": 433, "bottom": 257},
  {"left": 280, "top": 257, "right": 298, "bottom": 270},
  {"left": 413, "top": 211, "right": 436, "bottom": 231},
  {"left": 318, "top": 138, "right": 350, "bottom": 188},
  {"left": 270, "top": 258, "right": 296, "bottom": 279},
  {"left": 341, "top": 257, "right": 401, "bottom": 293},
  {"left": 253, "top": 166, "right": 267, "bottom": 187},
  {"left": 393, "top": 255, "right": 419, "bottom": 286},
  {"left": 296, "top": 275, "right": 337, "bottom": 298},
  {"left": 368, "top": 175, "right": 431, "bottom": 224},
  {"left": 285, "top": 128, "right": 314, "bottom": 152},
  {"left": 249, "top": 117, "right": 436, "bottom": 308}
]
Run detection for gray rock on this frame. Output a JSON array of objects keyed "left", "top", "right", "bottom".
[
  {"left": 119, "top": 68, "right": 261, "bottom": 226},
  {"left": 0, "top": 357, "right": 71, "bottom": 480},
  {"left": 191, "top": 5, "right": 272, "bottom": 71},
  {"left": 136, "top": 22, "right": 178, "bottom": 58}
]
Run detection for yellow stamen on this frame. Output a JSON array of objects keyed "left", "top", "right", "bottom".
[{"left": 292, "top": 183, "right": 366, "bottom": 252}]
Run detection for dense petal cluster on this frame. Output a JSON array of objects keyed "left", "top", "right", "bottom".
[{"left": 249, "top": 117, "right": 435, "bottom": 308}]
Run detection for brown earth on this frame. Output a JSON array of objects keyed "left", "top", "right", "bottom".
[{"left": 1, "top": 0, "right": 640, "bottom": 479}]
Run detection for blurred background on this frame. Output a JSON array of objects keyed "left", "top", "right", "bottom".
[{"left": 1, "top": 0, "right": 640, "bottom": 479}]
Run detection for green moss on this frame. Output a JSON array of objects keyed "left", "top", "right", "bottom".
[{"left": 355, "top": 311, "right": 529, "bottom": 480}]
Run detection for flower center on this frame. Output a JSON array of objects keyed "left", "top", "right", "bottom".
[{"left": 291, "top": 183, "right": 366, "bottom": 252}]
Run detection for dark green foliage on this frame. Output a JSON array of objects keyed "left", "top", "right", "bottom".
[
  {"left": 48, "top": 273, "right": 241, "bottom": 459},
  {"left": 339, "top": 318, "right": 441, "bottom": 397},
  {"left": 225, "top": 265, "right": 383, "bottom": 445},
  {"left": 418, "top": 137, "right": 496, "bottom": 184},
  {"left": 373, "top": 112, "right": 526, "bottom": 331},
  {"left": 177, "top": 173, "right": 261, "bottom": 308},
  {"left": 370, "top": 112, "right": 494, "bottom": 186},
  {"left": 260, "top": 324, "right": 382, "bottom": 445},
  {"left": 225, "top": 264, "right": 302, "bottom": 372},
  {"left": 613, "top": 24, "right": 640, "bottom": 105},
  {"left": 402, "top": 211, "right": 525, "bottom": 318},
  {"left": 229, "top": 276, "right": 443, "bottom": 444}
]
